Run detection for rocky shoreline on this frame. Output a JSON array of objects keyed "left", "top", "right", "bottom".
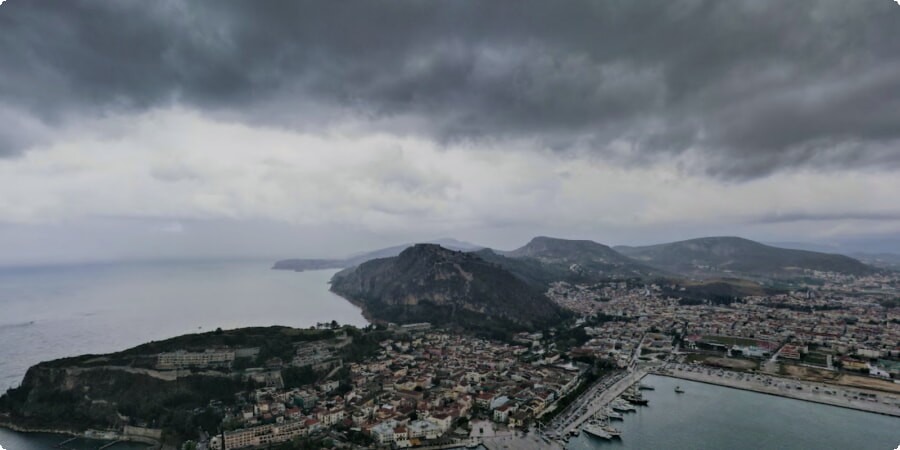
[{"left": 0, "top": 418, "right": 80, "bottom": 437}]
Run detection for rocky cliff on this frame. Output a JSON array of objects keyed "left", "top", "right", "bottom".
[{"left": 330, "top": 244, "right": 564, "bottom": 332}]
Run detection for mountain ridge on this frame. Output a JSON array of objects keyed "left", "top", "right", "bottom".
[{"left": 615, "top": 236, "right": 875, "bottom": 280}]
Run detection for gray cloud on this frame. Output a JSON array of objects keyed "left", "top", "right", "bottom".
[{"left": 1, "top": 0, "right": 899, "bottom": 177}]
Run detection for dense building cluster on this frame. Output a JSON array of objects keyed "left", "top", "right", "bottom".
[
  {"left": 209, "top": 330, "right": 581, "bottom": 449},
  {"left": 549, "top": 272, "right": 900, "bottom": 379}
]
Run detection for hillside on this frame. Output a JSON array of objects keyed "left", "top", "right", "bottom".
[
  {"left": 499, "top": 236, "right": 666, "bottom": 282},
  {"left": 615, "top": 236, "right": 875, "bottom": 280},
  {"left": 0, "top": 326, "right": 381, "bottom": 444},
  {"left": 329, "top": 244, "right": 564, "bottom": 333},
  {"left": 272, "top": 238, "right": 482, "bottom": 271}
]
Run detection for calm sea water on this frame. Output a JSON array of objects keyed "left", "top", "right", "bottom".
[
  {"left": 0, "top": 261, "right": 367, "bottom": 449},
  {"left": 567, "top": 374, "right": 899, "bottom": 450}
]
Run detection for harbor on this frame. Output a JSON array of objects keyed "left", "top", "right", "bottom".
[
  {"left": 540, "top": 359, "right": 900, "bottom": 448},
  {"left": 541, "top": 367, "right": 651, "bottom": 446},
  {"left": 655, "top": 363, "right": 900, "bottom": 418},
  {"left": 564, "top": 374, "right": 900, "bottom": 450}
]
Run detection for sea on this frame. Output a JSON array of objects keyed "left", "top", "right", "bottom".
[
  {"left": 0, "top": 260, "right": 368, "bottom": 449},
  {"left": 1, "top": 262, "right": 897, "bottom": 449},
  {"left": 566, "top": 374, "right": 899, "bottom": 450}
]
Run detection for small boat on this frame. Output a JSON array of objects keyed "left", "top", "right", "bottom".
[
  {"left": 583, "top": 424, "right": 613, "bottom": 440},
  {"left": 675, "top": 386, "right": 685, "bottom": 394},
  {"left": 604, "top": 409, "right": 624, "bottom": 421},
  {"left": 638, "top": 383, "right": 655, "bottom": 391},
  {"left": 602, "top": 424, "right": 622, "bottom": 438},
  {"left": 611, "top": 400, "right": 636, "bottom": 412},
  {"left": 623, "top": 392, "right": 649, "bottom": 405}
]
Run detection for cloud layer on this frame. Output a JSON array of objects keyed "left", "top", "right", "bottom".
[
  {"left": 1, "top": 1, "right": 899, "bottom": 261},
  {"left": 3, "top": 1, "right": 900, "bottom": 176}
]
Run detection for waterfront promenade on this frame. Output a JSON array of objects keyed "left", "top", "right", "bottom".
[{"left": 657, "top": 364, "right": 900, "bottom": 417}]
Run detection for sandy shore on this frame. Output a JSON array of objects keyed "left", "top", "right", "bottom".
[{"left": 656, "top": 364, "right": 900, "bottom": 418}]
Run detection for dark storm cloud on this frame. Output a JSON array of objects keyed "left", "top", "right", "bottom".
[{"left": 1, "top": 0, "right": 899, "bottom": 176}]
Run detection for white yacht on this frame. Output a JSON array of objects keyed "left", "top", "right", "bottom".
[{"left": 583, "top": 423, "right": 613, "bottom": 440}]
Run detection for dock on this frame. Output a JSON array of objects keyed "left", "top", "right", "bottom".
[
  {"left": 481, "top": 433, "right": 564, "bottom": 450},
  {"left": 562, "top": 368, "right": 647, "bottom": 436}
]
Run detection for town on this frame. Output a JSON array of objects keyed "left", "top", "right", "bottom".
[
  {"left": 150, "top": 272, "right": 898, "bottom": 449},
  {"left": 196, "top": 325, "right": 583, "bottom": 449}
]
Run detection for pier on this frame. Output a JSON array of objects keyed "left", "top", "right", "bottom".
[{"left": 561, "top": 368, "right": 647, "bottom": 436}]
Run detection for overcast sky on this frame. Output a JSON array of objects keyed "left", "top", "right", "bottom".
[{"left": 1, "top": 0, "right": 900, "bottom": 265}]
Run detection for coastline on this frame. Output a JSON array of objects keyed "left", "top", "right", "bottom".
[
  {"left": 0, "top": 419, "right": 80, "bottom": 437},
  {"left": 0, "top": 420, "right": 161, "bottom": 449},
  {"left": 654, "top": 366, "right": 900, "bottom": 418},
  {"left": 327, "top": 287, "right": 379, "bottom": 325}
]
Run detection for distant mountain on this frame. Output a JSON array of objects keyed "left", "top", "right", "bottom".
[
  {"left": 766, "top": 241, "right": 846, "bottom": 254},
  {"left": 850, "top": 253, "right": 900, "bottom": 271},
  {"left": 329, "top": 244, "right": 563, "bottom": 333},
  {"left": 497, "top": 236, "right": 667, "bottom": 283},
  {"left": 769, "top": 242, "right": 900, "bottom": 271},
  {"left": 615, "top": 236, "right": 875, "bottom": 280},
  {"left": 272, "top": 238, "right": 483, "bottom": 272}
]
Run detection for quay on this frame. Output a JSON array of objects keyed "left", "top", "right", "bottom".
[
  {"left": 656, "top": 364, "right": 900, "bottom": 418},
  {"left": 561, "top": 368, "right": 647, "bottom": 436},
  {"left": 481, "top": 430, "right": 564, "bottom": 450}
]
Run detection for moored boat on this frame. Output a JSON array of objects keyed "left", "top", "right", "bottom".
[
  {"left": 583, "top": 424, "right": 613, "bottom": 440},
  {"left": 602, "top": 424, "right": 622, "bottom": 438},
  {"left": 611, "top": 400, "right": 636, "bottom": 412},
  {"left": 624, "top": 392, "right": 649, "bottom": 405}
]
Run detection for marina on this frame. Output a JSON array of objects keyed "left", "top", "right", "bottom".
[
  {"left": 564, "top": 374, "right": 900, "bottom": 450},
  {"left": 542, "top": 362, "right": 900, "bottom": 449},
  {"left": 656, "top": 363, "right": 900, "bottom": 417}
]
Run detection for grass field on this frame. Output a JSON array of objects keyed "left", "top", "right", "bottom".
[{"left": 803, "top": 352, "right": 829, "bottom": 367}]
